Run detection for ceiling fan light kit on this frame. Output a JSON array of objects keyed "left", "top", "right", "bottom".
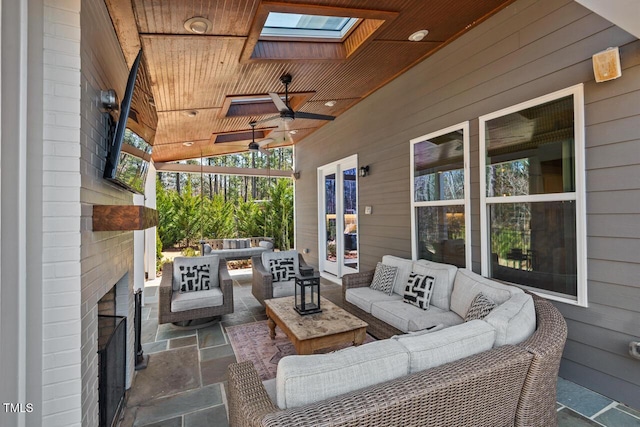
[
  {"left": 248, "top": 121, "right": 272, "bottom": 155},
  {"left": 256, "top": 74, "right": 337, "bottom": 125}
]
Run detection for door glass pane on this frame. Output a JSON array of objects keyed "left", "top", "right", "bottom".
[
  {"left": 325, "top": 174, "right": 336, "bottom": 262},
  {"left": 416, "top": 206, "right": 466, "bottom": 267},
  {"left": 414, "top": 130, "right": 465, "bottom": 202},
  {"left": 343, "top": 168, "right": 358, "bottom": 270},
  {"left": 489, "top": 201, "right": 577, "bottom": 296},
  {"left": 485, "top": 95, "right": 575, "bottom": 197}
]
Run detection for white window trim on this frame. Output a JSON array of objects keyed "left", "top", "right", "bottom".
[
  {"left": 261, "top": 14, "right": 359, "bottom": 40},
  {"left": 479, "top": 84, "right": 587, "bottom": 307},
  {"left": 410, "top": 122, "right": 471, "bottom": 268}
]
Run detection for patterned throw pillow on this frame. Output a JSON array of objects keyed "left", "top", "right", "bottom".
[
  {"left": 178, "top": 263, "right": 211, "bottom": 292},
  {"left": 370, "top": 263, "right": 398, "bottom": 295},
  {"left": 403, "top": 273, "right": 435, "bottom": 310},
  {"left": 465, "top": 293, "right": 497, "bottom": 321},
  {"left": 269, "top": 257, "right": 296, "bottom": 282}
]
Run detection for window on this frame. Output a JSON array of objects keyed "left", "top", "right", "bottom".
[
  {"left": 411, "top": 123, "right": 470, "bottom": 268},
  {"left": 480, "top": 84, "right": 587, "bottom": 306},
  {"left": 261, "top": 13, "right": 359, "bottom": 40},
  {"left": 241, "top": 3, "right": 397, "bottom": 62}
]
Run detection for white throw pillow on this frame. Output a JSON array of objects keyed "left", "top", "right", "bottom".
[{"left": 259, "top": 240, "right": 274, "bottom": 249}]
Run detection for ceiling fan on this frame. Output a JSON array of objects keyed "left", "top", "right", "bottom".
[
  {"left": 248, "top": 121, "right": 274, "bottom": 155},
  {"left": 256, "top": 74, "right": 336, "bottom": 124}
]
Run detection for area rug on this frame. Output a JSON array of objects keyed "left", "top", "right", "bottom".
[{"left": 226, "top": 320, "right": 375, "bottom": 381}]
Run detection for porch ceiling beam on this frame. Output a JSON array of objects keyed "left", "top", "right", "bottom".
[{"left": 154, "top": 162, "right": 292, "bottom": 178}]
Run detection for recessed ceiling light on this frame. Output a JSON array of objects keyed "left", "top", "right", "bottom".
[
  {"left": 408, "top": 29, "right": 429, "bottom": 42},
  {"left": 324, "top": 100, "right": 337, "bottom": 107},
  {"left": 289, "top": 130, "right": 298, "bottom": 135},
  {"left": 183, "top": 110, "right": 198, "bottom": 117},
  {"left": 183, "top": 141, "right": 194, "bottom": 147},
  {"left": 184, "top": 17, "right": 212, "bottom": 34}
]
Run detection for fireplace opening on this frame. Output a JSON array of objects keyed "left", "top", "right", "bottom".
[{"left": 98, "top": 287, "right": 127, "bottom": 427}]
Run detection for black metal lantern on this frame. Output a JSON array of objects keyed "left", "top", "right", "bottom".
[{"left": 294, "top": 271, "right": 322, "bottom": 315}]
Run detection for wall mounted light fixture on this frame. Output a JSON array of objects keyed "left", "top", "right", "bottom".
[
  {"left": 359, "top": 165, "right": 370, "bottom": 177},
  {"left": 100, "top": 89, "right": 119, "bottom": 112}
]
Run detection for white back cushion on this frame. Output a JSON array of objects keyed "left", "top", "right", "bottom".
[
  {"left": 276, "top": 339, "right": 409, "bottom": 409},
  {"left": 484, "top": 292, "right": 536, "bottom": 346},
  {"left": 381, "top": 255, "right": 413, "bottom": 296},
  {"left": 450, "top": 269, "right": 523, "bottom": 318},
  {"left": 172, "top": 255, "right": 219, "bottom": 292},
  {"left": 412, "top": 260, "right": 458, "bottom": 310}
]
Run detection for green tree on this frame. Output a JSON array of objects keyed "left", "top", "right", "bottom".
[
  {"left": 264, "top": 178, "right": 294, "bottom": 250},
  {"left": 166, "top": 181, "right": 202, "bottom": 248},
  {"left": 156, "top": 176, "right": 179, "bottom": 248},
  {"left": 235, "top": 198, "right": 265, "bottom": 238},
  {"left": 202, "top": 194, "right": 235, "bottom": 239}
]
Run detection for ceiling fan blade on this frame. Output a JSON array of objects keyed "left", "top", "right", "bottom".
[
  {"left": 268, "top": 92, "right": 289, "bottom": 113},
  {"left": 253, "top": 115, "right": 280, "bottom": 125},
  {"left": 294, "top": 111, "right": 336, "bottom": 121},
  {"left": 259, "top": 147, "right": 270, "bottom": 156},
  {"left": 257, "top": 138, "right": 275, "bottom": 147}
]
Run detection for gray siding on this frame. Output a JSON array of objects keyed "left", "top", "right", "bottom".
[{"left": 295, "top": 0, "right": 640, "bottom": 408}]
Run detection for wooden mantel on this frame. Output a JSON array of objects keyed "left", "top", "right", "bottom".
[{"left": 93, "top": 205, "right": 158, "bottom": 231}]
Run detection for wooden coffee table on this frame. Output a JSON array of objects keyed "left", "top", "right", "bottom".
[{"left": 265, "top": 296, "right": 368, "bottom": 355}]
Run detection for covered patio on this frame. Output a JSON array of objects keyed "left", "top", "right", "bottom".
[{"left": 1, "top": 0, "right": 639, "bottom": 426}]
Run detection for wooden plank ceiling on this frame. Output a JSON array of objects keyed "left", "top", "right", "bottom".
[{"left": 105, "top": 0, "right": 514, "bottom": 163}]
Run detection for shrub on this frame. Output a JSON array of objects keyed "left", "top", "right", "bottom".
[{"left": 181, "top": 247, "right": 198, "bottom": 257}]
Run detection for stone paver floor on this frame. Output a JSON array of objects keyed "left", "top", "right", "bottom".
[{"left": 118, "top": 269, "right": 640, "bottom": 427}]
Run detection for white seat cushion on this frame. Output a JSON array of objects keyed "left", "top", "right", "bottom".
[
  {"left": 412, "top": 260, "right": 458, "bottom": 310},
  {"left": 407, "top": 306, "right": 464, "bottom": 331},
  {"left": 370, "top": 300, "right": 418, "bottom": 332},
  {"left": 345, "top": 287, "right": 402, "bottom": 313},
  {"left": 450, "top": 269, "right": 523, "bottom": 318},
  {"left": 484, "top": 292, "right": 536, "bottom": 346},
  {"left": 171, "top": 287, "right": 223, "bottom": 312},
  {"left": 262, "top": 378, "right": 278, "bottom": 405},
  {"left": 172, "top": 255, "right": 220, "bottom": 292},
  {"left": 371, "top": 300, "right": 463, "bottom": 332},
  {"left": 395, "top": 320, "right": 496, "bottom": 373},
  {"left": 381, "top": 255, "right": 413, "bottom": 296},
  {"left": 276, "top": 340, "right": 409, "bottom": 409}
]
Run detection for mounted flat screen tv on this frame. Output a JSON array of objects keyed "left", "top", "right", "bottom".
[{"left": 104, "top": 50, "right": 157, "bottom": 194}]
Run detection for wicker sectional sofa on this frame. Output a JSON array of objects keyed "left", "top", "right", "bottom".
[
  {"left": 227, "top": 293, "right": 567, "bottom": 426},
  {"left": 342, "top": 256, "right": 536, "bottom": 341}
]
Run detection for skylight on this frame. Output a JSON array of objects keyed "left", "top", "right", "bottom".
[
  {"left": 230, "top": 96, "right": 281, "bottom": 105},
  {"left": 261, "top": 12, "right": 359, "bottom": 39}
]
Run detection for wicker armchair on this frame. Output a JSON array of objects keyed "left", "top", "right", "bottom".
[
  {"left": 251, "top": 252, "right": 309, "bottom": 306},
  {"left": 227, "top": 294, "right": 567, "bottom": 427},
  {"left": 159, "top": 256, "right": 233, "bottom": 324}
]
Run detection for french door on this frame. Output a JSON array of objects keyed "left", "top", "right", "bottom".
[{"left": 318, "top": 155, "right": 359, "bottom": 278}]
